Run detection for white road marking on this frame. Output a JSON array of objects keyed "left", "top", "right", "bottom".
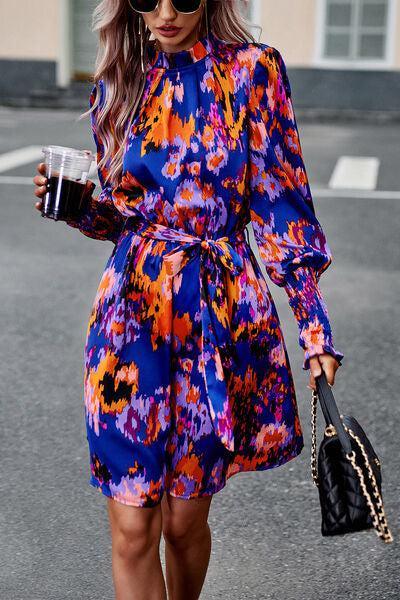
[
  {"left": 0, "top": 146, "right": 45, "bottom": 173},
  {"left": 0, "top": 176, "right": 35, "bottom": 185},
  {"left": 312, "top": 187, "right": 400, "bottom": 200},
  {"left": 329, "top": 156, "right": 380, "bottom": 190},
  {"left": 0, "top": 177, "right": 398, "bottom": 199}
]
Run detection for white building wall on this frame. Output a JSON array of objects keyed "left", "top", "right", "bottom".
[
  {"left": 0, "top": 0, "right": 399, "bottom": 80},
  {"left": 0, "top": 0, "right": 59, "bottom": 60},
  {"left": 251, "top": 0, "right": 400, "bottom": 69}
]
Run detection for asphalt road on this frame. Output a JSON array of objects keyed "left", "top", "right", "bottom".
[{"left": 0, "top": 106, "right": 399, "bottom": 599}]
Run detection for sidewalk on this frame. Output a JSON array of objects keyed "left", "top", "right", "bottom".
[{"left": 2, "top": 83, "right": 400, "bottom": 123}]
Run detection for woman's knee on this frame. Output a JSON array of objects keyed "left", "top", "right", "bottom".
[
  {"left": 161, "top": 494, "right": 212, "bottom": 550},
  {"left": 108, "top": 498, "right": 162, "bottom": 560}
]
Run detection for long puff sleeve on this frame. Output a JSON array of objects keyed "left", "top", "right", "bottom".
[
  {"left": 65, "top": 79, "right": 126, "bottom": 244},
  {"left": 248, "top": 46, "right": 344, "bottom": 371}
]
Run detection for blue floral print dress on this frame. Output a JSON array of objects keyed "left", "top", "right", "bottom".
[{"left": 66, "top": 31, "right": 344, "bottom": 507}]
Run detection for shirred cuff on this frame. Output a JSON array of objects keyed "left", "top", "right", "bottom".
[
  {"left": 302, "top": 342, "right": 345, "bottom": 371},
  {"left": 283, "top": 266, "right": 344, "bottom": 371}
]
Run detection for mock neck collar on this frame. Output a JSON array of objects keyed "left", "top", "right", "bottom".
[{"left": 147, "top": 32, "right": 215, "bottom": 70}]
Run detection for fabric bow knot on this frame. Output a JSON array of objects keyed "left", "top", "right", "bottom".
[{"left": 120, "top": 217, "right": 248, "bottom": 453}]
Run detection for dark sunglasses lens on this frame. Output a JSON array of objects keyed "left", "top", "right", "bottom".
[
  {"left": 172, "top": 0, "right": 202, "bottom": 12},
  {"left": 130, "top": 0, "right": 158, "bottom": 12},
  {"left": 130, "top": 0, "right": 202, "bottom": 12}
]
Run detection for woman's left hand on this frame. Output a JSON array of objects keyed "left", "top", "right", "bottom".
[{"left": 308, "top": 353, "right": 340, "bottom": 391}]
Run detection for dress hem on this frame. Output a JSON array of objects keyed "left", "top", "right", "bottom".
[{"left": 88, "top": 436, "right": 304, "bottom": 508}]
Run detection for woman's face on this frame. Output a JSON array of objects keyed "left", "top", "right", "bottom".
[{"left": 140, "top": 0, "right": 205, "bottom": 52}]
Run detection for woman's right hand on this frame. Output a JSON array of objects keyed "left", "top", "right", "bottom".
[
  {"left": 33, "top": 162, "right": 96, "bottom": 215},
  {"left": 33, "top": 162, "right": 48, "bottom": 212}
]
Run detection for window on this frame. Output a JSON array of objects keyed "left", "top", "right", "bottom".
[{"left": 322, "top": 0, "right": 389, "bottom": 60}]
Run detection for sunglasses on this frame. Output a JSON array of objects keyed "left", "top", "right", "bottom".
[{"left": 129, "top": 0, "right": 203, "bottom": 14}]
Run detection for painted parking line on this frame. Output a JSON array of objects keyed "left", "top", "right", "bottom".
[
  {"left": 329, "top": 156, "right": 380, "bottom": 190},
  {"left": 0, "top": 146, "right": 45, "bottom": 173},
  {"left": 305, "top": 188, "right": 400, "bottom": 200},
  {"left": 0, "top": 177, "right": 398, "bottom": 199},
  {"left": 0, "top": 176, "right": 36, "bottom": 185},
  {"left": 0, "top": 146, "right": 98, "bottom": 175},
  {"left": 313, "top": 187, "right": 400, "bottom": 199}
]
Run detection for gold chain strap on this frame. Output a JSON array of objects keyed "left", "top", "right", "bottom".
[{"left": 310, "top": 389, "right": 393, "bottom": 543}]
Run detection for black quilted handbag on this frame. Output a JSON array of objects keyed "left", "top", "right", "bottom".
[{"left": 310, "top": 371, "right": 393, "bottom": 543}]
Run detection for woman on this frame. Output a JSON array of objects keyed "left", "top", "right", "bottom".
[{"left": 33, "top": 0, "right": 344, "bottom": 598}]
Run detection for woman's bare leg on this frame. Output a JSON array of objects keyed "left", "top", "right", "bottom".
[
  {"left": 107, "top": 497, "right": 167, "bottom": 600},
  {"left": 161, "top": 493, "right": 213, "bottom": 600}
]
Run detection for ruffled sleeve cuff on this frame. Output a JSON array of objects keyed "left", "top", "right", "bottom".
[
  {"left": 302, "top": 341, "right": 345, "bottom": 371},
  {"left": 64, "top": 185, "right": 126, "bottom": 245}
]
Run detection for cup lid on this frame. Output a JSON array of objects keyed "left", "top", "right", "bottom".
[{"left": 42, "top": 145, "right": 95, "bottom": 161}]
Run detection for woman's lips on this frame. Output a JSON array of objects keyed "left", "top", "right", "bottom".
[{"left": 157, "top": 26, "right": 182, "bottom": 37}]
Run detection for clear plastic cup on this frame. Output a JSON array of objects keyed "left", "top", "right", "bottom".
[{"left": 41, "top": 145, "right": 95, "bottom": 221}]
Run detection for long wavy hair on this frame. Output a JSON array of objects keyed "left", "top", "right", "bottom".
[{"left": 82, "top": 0, "right": 261, "bottom": 188}]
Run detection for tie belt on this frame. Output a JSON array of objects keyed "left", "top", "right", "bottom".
[{"left": 119, "top": 215, "right": 249, "bottom": 453}]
